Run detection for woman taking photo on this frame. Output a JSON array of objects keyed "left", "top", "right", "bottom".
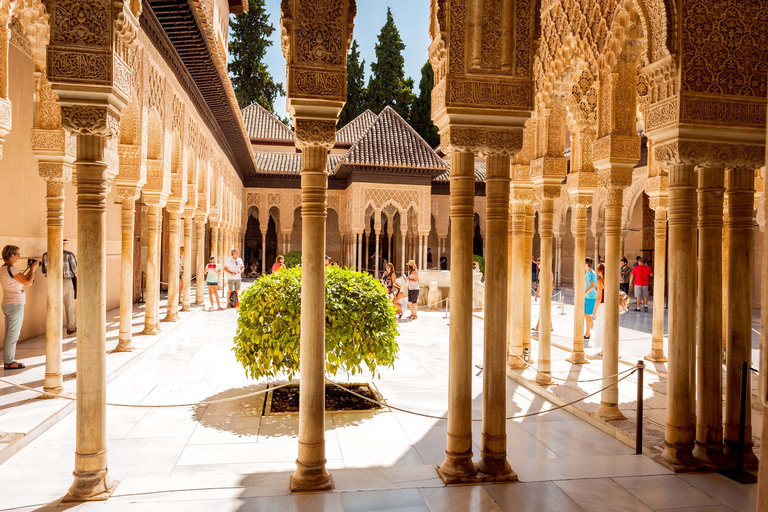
[
  {"left": 1, "top": 245, "right": 38, "bottom": 369},
  {"left": 405, "top": 260, "right": 420, "bottom": 320},
  {"left": 381, "top": 263, "right": 396, "bottom": 294}
]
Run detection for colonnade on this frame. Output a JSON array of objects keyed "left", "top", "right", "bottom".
[{"left": 344, "top": 222, "right": 442, "bottom": 276}]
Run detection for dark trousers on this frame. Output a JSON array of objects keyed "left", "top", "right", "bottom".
[{"left": 620, "top": 283, "right": 629, "bottom": 295}]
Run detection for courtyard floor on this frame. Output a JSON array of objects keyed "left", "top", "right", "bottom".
[{"left": 0, "top": 284, "right": 759, "bottom": 511}]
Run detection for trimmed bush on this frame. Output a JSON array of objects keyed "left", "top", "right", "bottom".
[
  {"left": 233, "top": 266, "right": 399, "bottom": 380},
  {"left": 283, "top": 251, "right": 302, "bottom": 269},
  {"left": 473, "top": 254, "right": 485, "bottom": 275}
]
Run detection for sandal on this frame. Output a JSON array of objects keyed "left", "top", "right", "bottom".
[
  {"left": 4, "top": 361, "right": 25, "bottom": 370},
  {"left": 644, "top": 306, "right": 648, "bottom": 312}
]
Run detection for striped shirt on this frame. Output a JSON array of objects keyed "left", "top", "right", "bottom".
[{"left": 42, "top": 250, "right": 78, "bottom": 278}]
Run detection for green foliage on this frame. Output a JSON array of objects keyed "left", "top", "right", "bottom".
[
  {"left": 473, "top": 255, "right": 485, "bottom": 275},
  {"left": 233, "top": 266, "right": 399, "bottom": 380},
  {"left": 365, "top": 8, "right": 415, "bottom": 119},
  {"left": 228, "top": 0, "right": 285, "bottom": 111},
  {"left": 283, "top": 251, "right": 302, "bottom": 269},
  {"left": 338, "top": 40, "right": 367, "bottom": 128},
  {"left": 410, "top": 62, "right": 440, "bottom": 148}
]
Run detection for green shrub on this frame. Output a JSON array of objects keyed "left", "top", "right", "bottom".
[
  {"left": 233, "top": 266, "right": 399, "bottom": 380},
  {"left": 283, "top": 251, "right": 302, "bottom": 268},
  {"left": 473, "top": 254, "right": 485, "bottom": 275}
]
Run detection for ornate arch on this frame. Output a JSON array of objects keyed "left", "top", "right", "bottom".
[{"left": 622, "top": 174, "right": 648, "bottom": 230}]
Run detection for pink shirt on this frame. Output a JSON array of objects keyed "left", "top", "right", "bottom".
[{"left": 1, "top": 265, "right": 25, "bottom": 305}]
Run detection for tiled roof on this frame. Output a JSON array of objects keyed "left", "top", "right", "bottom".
[
  {"left": 241, "top": 103, "right": 294, "bottom": 143},
  {"left": 336, "top": 110, "right": 378, "bottom": 145},
  {"left": 340, "top": 107, "right": 447, "bottom": 171},
  {"left": 253, "top": 151, "right": 342, "bottom": 175},
  {"left": 434, "top": 162, "right": 486, "bottom": 182}
]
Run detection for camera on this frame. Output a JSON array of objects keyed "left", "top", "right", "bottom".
[{"left": 27, "top": 258, "right": 37, "bottom": 265}]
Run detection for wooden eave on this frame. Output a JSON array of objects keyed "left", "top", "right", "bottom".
[
  {"left": 229, "top": 0, "right": 247, "bottom": 15},
  {"left": 142, "top": 0, "right": 256, "bottom": 180}
]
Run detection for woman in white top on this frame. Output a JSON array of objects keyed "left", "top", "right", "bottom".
[
  {"left": 405, "top": 260, "right": 420, "bottom": 320},
  {"left": 1, "top": 245, "right": 38, "bottom": 369}
]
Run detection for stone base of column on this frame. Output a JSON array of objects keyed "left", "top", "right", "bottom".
[
  {"left": 62, "top": 470, "right": 118, "bottom": 502},
  {"left": 535, "top": 372, "right": 552, "bottom": 385},
  {"left": 693, "top": 441, "right": 729, "bottom": 468},
  {"left": 567, "top": 351, "right": 589, "bottom": 365},
  {"left": 476, "top": 436, "right": 517, "bottom": 482},
  {"left": 290, "top": 458, "right": 333, "bottom": 492},
  {"left": 724, "top": 441, "right": 759, "bottom": 469},
  {"left": 181, "top": 305, "right": 190, "bottom": 312},
  {"left": 160, "top": 316, "right": 178, "bottom": 323},
  {"left": 113, "top": 338, "right": 134, "bottom": 352},
  {"left": 507, "top": 353, "right": 526, "bottom": 369},
  {"left": 437, "top": 438, "right": 478, "bottom": 484},
  {"left": 594, "top": 401, "right": 626, "bottom": 421},
  {"left": 656, "top": 441, "right": 704, "bottom": 472},
  {"left": 644, "top": 349, "right": 668, "bottom": 362},
  {"left": 41, "top": 379, "right": 63, "bottom": 397},
  {"left": 141, "top": 325, "right": 159, "bottom": 336}
]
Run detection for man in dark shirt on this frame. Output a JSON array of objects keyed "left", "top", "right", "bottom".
[
  {"left": 427, "top": 248, "right": 433, "bottom": 268},
  {"left": 439, "top": 253, "right": 448, "bottom": 270}
]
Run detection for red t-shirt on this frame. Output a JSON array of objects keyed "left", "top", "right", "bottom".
[{"left": 631, "top": 264, "right": 652, "bottom": 286}]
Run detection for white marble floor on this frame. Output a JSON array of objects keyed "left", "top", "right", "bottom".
[{"left": 0, "top": 284, "right": 758, "bottom": 512}]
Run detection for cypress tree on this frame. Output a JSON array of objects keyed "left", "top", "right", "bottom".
[
  {"left": 228, "top": 0, "right": 285, "bottom": 112},
  {"left": 338, "top": 40, "right": 367, "bottom": 127},
  {"left": 365, "top": 8, "right": 415, "bottom": 118},
  {"left": 410, "top": 61, "right": 440, "bottom": 148}
]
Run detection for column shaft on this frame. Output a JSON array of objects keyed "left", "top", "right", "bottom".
[
  {"left": 163, "top": 209, "right": 181, "bottom": 322},
  {"left": 508, "top": 202, "right": 526, "bottom": 369},
  {"left": 142, "top": 204, "right": 162, "bottom": 335},
  {"left": 65, "top": 135, "right": 115, "bottom": 501},
  {"left": 438, "top": 151, "right": 478, "bottom": 481},
  {"left": 195, "top": 219, "right": 205, "bottom": 305},
  {"left": 291, "top": 145, "right": 331, "bottom": 491},
  {"left": 724, "top": 167, "right": 758, "bottom": 465},
  {"left": 116, "top": 197, "right": 136, "bottom": 352},
  {"left": 400, "top": 232, "right": 406, "bottom": 275},
  {"left": 44, "top": 182, "right": 65, "bottom": 393},
  {"left": 374, "top": 228, "right": 380, "bottom": 278},
  {"left": 596, "top": 187, "right": 625, "bottom": 420},
  {"left": 647, "top": 209, "right": 668, "bottom": 361},
  {"left": 659, "top": 163, "right": 699, "bottom": 470},
  {"left": 522, "top": 206, "right": 535, "bottom": 355},
  {"left": 536, "top": 208, "right": 553, "bottom": 385},
  {"left": 568, "top": 207, "right": 588, "bottom": 364},
  {"left": 694, "top": 167, "right": 726, "bottom": 466},
  {"left": 478, "top": 154, "right": 515, "bottom": 478},
  {"left": 182, "top": 215, "right": 192, "bottom": 311}
]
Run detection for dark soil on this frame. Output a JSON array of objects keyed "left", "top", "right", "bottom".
[{"left": 270, "top": 384, "right": 382, "bottom": 413}]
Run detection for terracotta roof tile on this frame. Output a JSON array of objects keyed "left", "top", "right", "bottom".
[
  {"left": 253, "top": 151, "right": 342, "bottom": 175},
  {"left": 241, "top": 103, "right": 294, "bottom": 143},
  {"left": 341, "top": 107, "right": 447, "bottom": 170},
  {"left": 336, "top": 110, "right": 378, "bottom": 145},
  {"left": 434, "top": 162, "right": 486, "bottom": 182}
]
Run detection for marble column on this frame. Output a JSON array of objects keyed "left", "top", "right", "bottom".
[
  {"left": 163, "top": 205, "right": 182, "bottom": 322},
  {"left": 508, "top": 202, "right": 526, "bottom": 369},
  {"left": 291, "top": 142, "right": 332, "bottom": 491},
  {"left": 142, "top": 201, "right": 163, "bottom": 335},
  {"left": 423, "top": 234, "right": 429, "bottom": 269},
  {"left": 364, "top": 230, "right": 369, "bottom": 272},
  {"left": 261, "top": 228, "right": 266, "bottom": 275},
  {"left": 195, "top": 215, "right": 206, "bottom": 305},
  {"left": 400, "top": 230, "right": 406, "bottom": 275},
  {"left": 595, "top": 183, "right": 627, "bottom": 421},
  {"left": 658, "top": 163, "right": 699, "bottom": 471},
  {"left": 116, "top": 191, "right": 138, "bottom": 352},
  {"left": 646, "top": 208, "right": 668, "bottom": 361},
  {"left": 756, "top": 154, "right": 768, "bottom": 506},
  {"left": 522, "top": 205, "right": 535, "bottom": 356},
  {"left": 478, "top": 154, "right": 515, "bottom": 479},
  {"left": 438, "top": 151, "right": 477, "bottom": 482},
  {"left": 374, "top": 225, "right": 381, "bottom": 278},
  {"left": 568, "top": 206, "right": 589, "bottom": 364},
  {"left": 694, "top": 166, "right": 727, "bottom": 466},
  {"left": 554, "top": 237, "right": 563, "bottom": 288},
  {"left": 64, "top": 135, "right": 115, "bottom": 501},
  {"left": 418, "top": 233, "right": 424, "bottom": 271},
  {"left": 181, "top": 213, "right": 193, "bottom": 311},
  {"left": 210, "top": 225, "right": 220, "bottom": 284},
  {"left": 43, "top": 179, "right": 66, "bottom": 392},
  {"left": 357, "top": 232, "right": 362, "bottom": 271},
  {"left": 535, "top": 203, "right": 554, "bottom": 385},
  {"left": 724, "top": 167, "right": 758, "bottom": 466}
]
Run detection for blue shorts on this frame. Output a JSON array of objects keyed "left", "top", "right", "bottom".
[{"left": 584, "top": 298, "right": 596, "bottom": 315}]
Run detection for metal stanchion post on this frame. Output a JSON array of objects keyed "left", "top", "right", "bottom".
[
  {"left": 636, "top": 360, "right": 644, "bottom": 455},
  {"left": 719, "top": 361, "right": 757, "bottom": 483}
]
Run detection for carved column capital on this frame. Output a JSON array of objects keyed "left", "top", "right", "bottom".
[
  {"left": 61, "top": 106, "right": 121, "bottom": 138},
  {"left": 294, "top": 119, "right": 336, "bottom": 151}
]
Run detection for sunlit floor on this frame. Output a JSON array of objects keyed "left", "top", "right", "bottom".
[{"left": 0, "top": 285, "right": 758, "bottom": 511}]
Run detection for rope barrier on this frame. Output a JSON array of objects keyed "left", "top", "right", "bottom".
[
  {"left": 0, "top": 378, "right": 300, "bottom": 408},
  {"left": 327, "top": 368, "right": 637, "bottom": 421},
  {"left": 510, "top": 354, "right": 637, "bottom": 383}
]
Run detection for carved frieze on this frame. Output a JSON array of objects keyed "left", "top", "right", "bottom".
[
  {"left": 592, "top": 135, "right": 641, "bottom": 163},
  {"left": 60, "top": 105, "right": 120, "bottom": 137},
  {"left": 655, "top": 140, "right": 766, "bottom": 169},
  {"left": 441, "top": 125, "right": 523, "bottom": 155},
  {"left": 444, "top": 77, "right": 533, "bottom": 110},
  {"left": 288, "top": 68, "right": 345, "bottom": 101}
]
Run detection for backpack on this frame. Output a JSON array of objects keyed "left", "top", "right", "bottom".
[{"left": 229, "top": 289, "right": 238, "bottom": 308}]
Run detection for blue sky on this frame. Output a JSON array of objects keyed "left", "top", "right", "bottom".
[{"left": 256, "top": 0, "right": 432, "bottom": 118}]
